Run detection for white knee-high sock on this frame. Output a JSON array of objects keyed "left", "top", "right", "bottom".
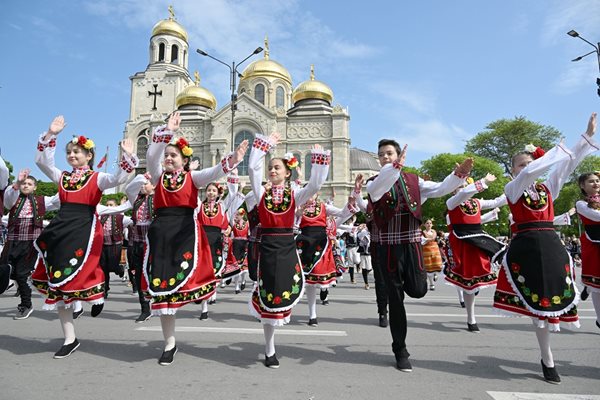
[
  {"left": 306, "top": 285, "right": 317, "bottom": 319},
  {"left": 72, "top": 300, "right": 83, "bottom": 313},
  {"left": 263, "top": 323, "right": 276, "bottom": 357},
  {"left": 592, "top": 291, "right": 600, "bottom": 323},
  {"left": 457, "top": 288, "right": 464, "bottom": 303},
  {"left": 533, "top": 321, "right": 553, "bottom": 367},
  {"left": 427, "top": 273, "right": 434, "bottom": 286},
  {"left": 234, "top": 274, "right": 241, "bottom": 290},
  {"left": 160, "top": 315, "right": 176, "bottom": 351},
  {"left": 201, "top": 300, "right": 208, "bottom": 313},
  {"left": 58, "top": 306, "right": 76, "bottom": 345},
  {"left": 464, "top": 293, "right": 476, "bottom": 324}
]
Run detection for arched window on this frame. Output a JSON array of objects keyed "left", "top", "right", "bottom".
[
  {"left": 291, "top": 152, "right": 301, "bottom": 181},
  {"left": 137, "top": 135, "right": 148, "bottom": 159},
  {"left": 234, "top": 130, "right": 255, "bottom": 175},
  {"left": 171, "top": 44, "right": 179, "bottom": 64},
  {"left": 158, "top": 43, "right": 165, "bottom": 61},
  {"left": 276, "top": 86, "right": 285, "bottom": 108},
  {"left": 305, "top": 153, "right": 312, "bottom": 180},
  {"left": 254, "top": 84, "right": 265, "bottom": 105},
  {"left": 183, "top": 49, "right": 187, "bottom": 66}
]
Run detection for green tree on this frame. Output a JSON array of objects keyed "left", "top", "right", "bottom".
[
  {"left": 419, "top": 153, "right": 510, "bottom": 236},
  {"left": 35, "top": 181, "right": 58, "bottom": 197},
  {"left": 3, "top": 159, "right": 15, "bottom": 183},
  {"left": 570, "top": 155, "right": 600, "bottom": 181},
  {"left": 464, "top": 117, "right": 562, "bottom": 175}
]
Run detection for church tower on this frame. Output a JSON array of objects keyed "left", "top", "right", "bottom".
[{"left": 123, "top": 6, "right": 193, "bottom": 175}]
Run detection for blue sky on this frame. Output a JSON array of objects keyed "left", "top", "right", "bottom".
[{"left": 2, "top": 0, "right": 599, "bottom": 180}]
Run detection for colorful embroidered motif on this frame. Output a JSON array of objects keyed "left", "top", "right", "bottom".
[
  {"left": 522, "top": 183, "right": 548, "bottom": 210},
  {"left": 259, "top": 263, "right": 302, "bottom": 306},
  {"left": 203, "top": 201, "right": 219, "bottom": 217},
  {"left": 264, "top": 186, "right": 292, "bottom": 212},
  {"left": 311, "top": 152, "right": 330, "bottom": 166},
  {"left": 252, "top": 136, "right": 272, "bottom": 152},
  {"left": 61, "top": 170, "right": 93, "bottom": 191},
  {"left": 37, "top": 138, "right": 57, "bottom": 151},
  {"left": 459, "top": 199, "right": 479, "bottom": 216},
  {"left": 150, "top": 250, "right": 194, "bottom": 291},
  {"left": 162, "top": 171, "right": 186, "bottom": 191},
  {"left": 509, "top": 262, "right": 575, "bottom": 307}
]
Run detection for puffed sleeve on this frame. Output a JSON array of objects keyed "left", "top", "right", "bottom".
[{"left": 294, "top": 148, "right": 330, "bottom": 207}]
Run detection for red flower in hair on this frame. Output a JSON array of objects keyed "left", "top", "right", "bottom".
[
  {"left": 78, "top": 136, "right": 87, "bottom": 147},
  {"left": 532, "top": 147, "right": 545, "bottom": 160}
]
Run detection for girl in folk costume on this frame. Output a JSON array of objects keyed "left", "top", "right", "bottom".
[
  {"left": 248, "top": 132, "right": 330, "bottom": 368},
  {"left": 145, "top": 111, "right": 248, "bottom": 365},
  {"left": 444, "top": 174, "right": 507, "bottom": 332},
  {"left": 297, "top": 190, "right": 358, "bottom": 326},
  {"left": 575, "top": 172, "right": 600, "bottom": 329},
  {"left": 493, "top": 112, "right": 597, "bottom": 384},
  {"left": 33, "top": 115, "right": 138, "bottom": 358},
  {"left": 226, "top": 208, "right": 250, "bottom": 294},
  {"left": 421, "top": 219, "right": 443, "bottom": 290},
  {"left": 125, "top": 172, "right": 155, "bottom": 323}
]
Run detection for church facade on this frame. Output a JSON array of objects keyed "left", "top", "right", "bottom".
[{"left": 121, "top": 8, "right": 379, "bottom": 206}]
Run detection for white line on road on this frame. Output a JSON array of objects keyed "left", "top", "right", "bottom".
[
  {"left": 487, "top": 391, "right": 600, "bottom": 400},
  {"left": 406, "top": 313, "right": 598, "bottom": 319},
  {"left": 136, "top": 326, "right": 348, "bottom": 336}
]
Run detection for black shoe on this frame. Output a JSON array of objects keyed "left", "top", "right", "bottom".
[
  {"left": 320, "top": 289, "right": 329, "bottom": 302},
  {"left": 72, "top": 309, "right": 84, "bottom": 320},
  {"left": 135, "top": 310, "right": 151, "bottom": 323},
  {"left": 235, "top": 289, "right": 241, "bottom": 294},
  {"left": 596, "top": 320, "right": 600, "bottom": 330},
  {"left": 208, "top": 299, "right": 216, "bottom": 305},
  {"left": 395, "top": 356, "right": 412, "bottom": 372},
  {"left": 541, "top": 360, "right": 561, "bottom": 384},
  {"left": 158, "top": 346, "right": 177, "bottom": 366},
  {"left": 199, "top": 312, "right": 208, "bottom": 320},
  {"left": 429, "top": 284, "right": 435, "bottom": 291},
  {"left": 379, "top": 314, "right": 388, "bottom": 328},
  {"left": 308, "top": 318, "right": 318, "bottom": 327},
  {"left": 580, "top": 287, "right": 589, "bottom": 301},
  {"left": 14, "top": 305, "right": 33, "bottom": 320},
  {"left": 240, "top": 281, "right": 246, "bottom": 291},
  {"left": 91, "top": 303, "right": 104, "bottom": 317},
  {"left": 53, "top": 339, "right": 80, "bottom": 359},
  {"left": 265, "top": 354, "right": 280, "bottom": 369},
  {"left": 467, "top": 323, "right": 480, "bottom": 333},
  {"left": 321, "top": 299, "right": 329, "bottom": 306},
  {"left": 460, "top": 301, "right": 465, "bottom": 308},
  {"left": 225, "top": 278, "right": 232, "bottom": 285},
  {"left": 103, "top": 291, "right": 109, "bottom": 299}
]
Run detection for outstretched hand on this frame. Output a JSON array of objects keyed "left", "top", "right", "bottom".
[
  {"left": 17, "top": 168, "right": 31, "bottom": 183},
  {"left": 121, "top": 138, "right": 134, "bottom": 156},
  {"left": 189, "top": 159, "right": 200, "bottom": 171},
  {"left": 232, "top": 140, "right": 249, "bottom": 166},
  {"left": 269, "top": 132, "right": 281, "bottom": 146},
  {"left": 484, "top": 173, "right": 496, "bottom": 183},
  {"left": 49, "top": 115, "right": 66, "bottom": 135},
  {"left": 398, "top": 144, "right": 408, "bottom": 166},
  {"left": 354, "top": 173, "right": 364, "bottom": 192},
  {"left": 455, "top": 157, "right": 474, "bottom": 176},
  {"left": 168, "top": 111, "right": 181, "bottom": 131},
  {"left": 586, "top": 112, "right": 597, "bottom": 137}
]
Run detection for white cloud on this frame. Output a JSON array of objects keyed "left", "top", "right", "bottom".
[
  {"left": 553, "top": 60, "right": 597, "bottom": 94},
  {"left": 394, "top": 120, "right": 469, "bottom": 154},
  {"left": 542, "top": 0, "right": 600, "bottom": 47}
]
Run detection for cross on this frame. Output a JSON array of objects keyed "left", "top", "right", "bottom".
[{"left": 148, "top": 84, "right": 162, "bottom": 111}]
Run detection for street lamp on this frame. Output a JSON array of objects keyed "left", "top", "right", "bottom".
[
  {"left": 567, "top": 29, "right": 600, "bottom": 96},
  {"left": 196, "top": 46, "right": 263, "bottom": 151}
]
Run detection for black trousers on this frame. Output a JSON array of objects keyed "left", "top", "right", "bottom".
[
  {"left": 129, "top": 241, "right": 149, "bottom": 306},
  {"left": 1, "top": 240, "right": 36, "bottom": 308},
  {"left": 378, "top": 242, "right": 422, "bottom": 357},
  {"left": 370, "top": 241, "right": 388, "bottom": 315},
  {"left": 100, "top": 243, "right": 122, "bottom": 293}
]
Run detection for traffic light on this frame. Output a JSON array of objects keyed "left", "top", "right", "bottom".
[{"left": 597, "top": 77, "right": 600, "bottom": 97}]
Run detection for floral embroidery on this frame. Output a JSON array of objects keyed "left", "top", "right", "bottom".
[
  {"left": 264, "top": 186, "right": 292, "bottom": 213},
  {"left": 37, "top": 138, "right": 57, "bottom": 151},
  {"left": 252, "top": 136, "right": 272, "bottom": 152},
  {"left": 259, "top": 262, "right": 303, "bottom": 307},
  {"left": 303, "top": 201, "right": 321, "bottom": 218},
  {"left": 509, "top": 262, "right": 574, "bottom": 308},
  {"left": 203, "top": 201, "right": 219, "bottom": 218},
  {"left": 150, "top": 282, "right": 216, "bottom": 305},
  {"left": 62, "top": 169, "right": 93, "bottom": 191},
  {"left": 522, "top": 183, "right": 547, "bottom": 210},
  {"left": 459, "top": 199, "right": 479, "bottom": 216},
  {"left": 311, "top": 152, "right": 331, "bottom": 166},
  {"left": 75, "top": 248, "right": 84, "bottom": 257},
  {"left": 162, "top": 170, "right": 186, "bottom": 191}
]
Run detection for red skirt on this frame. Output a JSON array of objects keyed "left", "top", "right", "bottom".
[
  {"left": 581, "top": 233, "right": 600, "bottom": 291},
  {"left": 444, "top": 233, "right": 497, "bottom": 293}
]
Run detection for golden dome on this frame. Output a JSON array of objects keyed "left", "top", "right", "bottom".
[
  {"left": 151, "top": 6, "right": 188, "bottom": 42},
  {"left": 176, "top": 71, "right": 217, "bottom": 110},
  {"left": 239, "top": 36, "right": 292, "bottom": 85},
  {"left": 292, "top": 65, "right": 333, "bottom": 104}
]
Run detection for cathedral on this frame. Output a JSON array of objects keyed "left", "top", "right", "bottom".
[{"left": 121, "top": 8, "right": 380, "bottom": 206}]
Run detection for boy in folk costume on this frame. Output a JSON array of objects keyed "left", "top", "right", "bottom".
[
  {"left": 493, "top": 113, "right": 597, "bottom": 384},
  {"left": 125, "top": 172, "right": 155, "bottom": 323},
  {"left": 367, "top": 139, "right": 473, "bottom": 372},
  {"left": 1, "top": 169, "right": 60, "bottom": 319}
]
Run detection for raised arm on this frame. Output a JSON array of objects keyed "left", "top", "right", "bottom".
[
  {"left": 125, "top": 174, "right": 147, "bottom": 203},
  {"left": 35, "top": 115, "right": 66, "bottom": 183},
  {"left": 97, "top": 138, "right": 138, "bottom": 191},
  {"left": 421, "top": 158, "right": 472, "bottom": 201},
  {"left": 576, "top": 200, "right": 600, "bottom": 222},
  {"left": 0, "top": 155, "right": 9, "bottom": 190},
  {"left": 505, "top": 142, "right": 573, "bottom": 203},
  {"left": 480, "top": 208, "right": 500, "bottom": 224},
  {"left": 191, "top": 142, "right": 247, "bottom": 188},
  {"left": 294, "top": 145, "right": 331, "bottom": 207},
  {"left": 248, "top": 133, "right": 278, "bottom": 204}
]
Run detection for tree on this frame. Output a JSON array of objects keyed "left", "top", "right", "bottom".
[
  {"left": 419, "top": 153, "right": 510, "bottom": 236},
  {"left": 3, "top": 159, "right": 15, "bottom": 183},
  {"left": 570, "top": 155, "right": 600, "bottom": 181},
  {"left": 464, "top": 117, "right": 562, "bottom": 175},
  {"left": 35, "top": 181, "right": 58, "bottom": 197}
]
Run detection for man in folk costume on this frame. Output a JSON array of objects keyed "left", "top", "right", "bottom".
[
  {"left": 367, "top": 139, "right": 472, "bottom": 372},
  {"left": 1, "top": 169, "right": 60, "bottom": 319},
  {"left": 125, "top": 172, "right": 155, "bottom": 322}
]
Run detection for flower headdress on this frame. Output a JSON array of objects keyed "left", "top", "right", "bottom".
[
  {"left": 524, "top": 143, "right": 545, "bottom": 160},
  {"left": 282, "top": 152, "right": 298, "bottom": 169},
  {"left": 237, "top": 208, "right": 246, "bottom": 216},
  {"left": 71, "top": 135, "right": 95, "bottom": 150},
  {"left": 169, "top": 137, "right": 193, "bottom": 157}
]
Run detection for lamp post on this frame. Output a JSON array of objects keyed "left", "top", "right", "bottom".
[
  {"left": 567, "top": 30, "right": 600, "bottom": 97},
  {"left": 196, "top": 47, "right": 263, "bottom": 151}
]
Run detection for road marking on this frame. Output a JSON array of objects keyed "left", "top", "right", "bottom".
[
  {"left": 406, "top": 313, "right": 598, "bottom": 319},
  {"left": 487, "top": 391, "right": 600, "bottom": 400},
  {"left": 136, "top": 326, "right": 347, "bottom": 336}
]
